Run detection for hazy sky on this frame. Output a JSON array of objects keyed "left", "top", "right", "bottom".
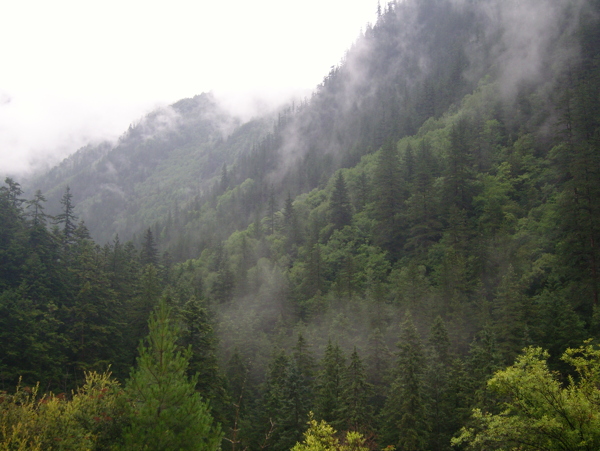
[{"left": 1, "top": 0, "right": 377, "bottom": 176}]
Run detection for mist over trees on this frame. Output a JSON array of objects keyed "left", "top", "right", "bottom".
[{"left": 2, "top": 0, "right": 600, "bottom": 449}]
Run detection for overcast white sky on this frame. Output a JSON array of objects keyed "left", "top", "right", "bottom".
[{"left": 0, "top": 0, "right": 377, "bottom": 177}]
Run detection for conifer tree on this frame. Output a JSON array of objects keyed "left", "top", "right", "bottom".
[
  {"left": 380, "top": 313, "right": 428, "bottom": 450},
  {"left": 123, "top": 300, "right": 222, "bottom": 450},
  {"left": 25, "top": 190, "right": 49, "bottom": 228},
  {"left": 329, "top": 171, "right": 353, "bottom": 230},
  {"left": 340, "top": 348, "right": 373, "bottom": 434},
  {"left": 259, "top": 349, "right": 293, "bottom": 451},
  {"left": 425, "top": 316, "right": 453, "bottom": 451},
  {"left": 180, "top": 296, "right": 227, "bottom": 420},
  {"left": 54, "top": 185, "right": 77, "bottom": 246},
  {"left": 372, "top": 140, "right": 404, "bottom": 259},
  {"left": 140, "top": 228, "right": 159, "bottom": 267},
  {"left": 315, "top": 341, "right": 346, "bottom": 429}
]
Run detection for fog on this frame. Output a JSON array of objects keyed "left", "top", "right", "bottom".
[{"left": 0, "top": 0, "right": 377, "bottom": 178}]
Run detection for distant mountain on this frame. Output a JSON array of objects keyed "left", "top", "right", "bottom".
[
  {"left": 26, "top": 93, "right": 270, "bottom": 244},
  {"left": 26, "top": 0, "right": 595, "bottom": 253}
]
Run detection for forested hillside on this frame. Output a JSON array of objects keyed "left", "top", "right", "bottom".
[{"left": 3, "top": 0, "right": 600, "bottom": 449}]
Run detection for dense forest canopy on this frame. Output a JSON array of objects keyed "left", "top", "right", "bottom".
[{"left": 2, "top": 0, "right": 600, "bottom": 449}]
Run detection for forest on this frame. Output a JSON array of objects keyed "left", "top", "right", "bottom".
[{"left": 2, "top": 0, "right": 600, "bottom": 449}]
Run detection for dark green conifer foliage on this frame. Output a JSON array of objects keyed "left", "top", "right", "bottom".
[
  {"left": 3, "top": 177, "right": 25, "bottom": 212},
  {"left": 380, "top": 313, "right": 428, "bottom": 450},
  {"left": 444, "top": 118, "right": 475, "bottom": 214},
  {"left": 292, "top": 334, "right": 316, "bottom": 403},
  {"left": 329, "top": 171, "right": 353, "bottom": 230},
  {"left": 534, "top": 291, "right": 586, "bottom": 372},
  {"left": 315, "top": 341, "right": 346, "bottom": 429},
  {"left": 267, "top": 185, "right": 278, "bottom": 235},
  {"left": 140, "top": 228, "right": 159, "bottom": 267},
  {"left": 372, "top": 140, "right": 404, "bottom": 259},
  {"left": 491, "top": 265, "right": 530, "bottom": 364},
  {"left": 406, "top": 140, "right": 442, "bottom": 258},
  {"left": 69, "top": 238, "right": 122, "bottom": 372},
  {"left": 258, "top": 350, "right": 293, "bottom": 451},
  {"left": 209, "top": 243, "right": 235, "bottom": 304},
  {"left": 25, "top": 190, "right": 48, "bottom": 227},
  {"left": 465, "top": 326, "right": 503, "bottom": 409},
  {"left": 425, "top": 316, "right": 454, "bottom": 451},
  {"left": 179, "top": 296, "right": 227, "bottom": 423},
  {"left": 54, "top": 185, "right": 77, "bottom": 246},
  {"left": 340, "top": 348, "right": 373, "bottom": 433},
  {"left": 365, "top": 327, "right": 392, "bottom": 415},
  {"left": 123, "top": 299, "right": 222, "bottom": 450}
]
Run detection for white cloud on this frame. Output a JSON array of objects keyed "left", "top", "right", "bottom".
[{"left": 0, "top": 0, "right": 377, "bottom": 176}]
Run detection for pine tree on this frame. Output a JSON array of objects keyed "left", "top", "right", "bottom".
[{"left": 123, "top": 300, "right": 222, "bottom": 450}]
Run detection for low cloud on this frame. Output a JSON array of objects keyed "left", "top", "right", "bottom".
[{"left": 0, "top": 89, "right": 162, "bottom": 179}]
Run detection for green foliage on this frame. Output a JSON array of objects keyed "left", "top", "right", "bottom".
[
  {"left": 329, "top": 172, "right": 353, "bottom": 230},
  {"left": 0, "top": 371, "right": 127, "bottom": 450},
  {"left": 454, "top": 342, "right": 600, "bottom": 450},
  {"left": 380, "top": 313, "right": 429, "bottom": 450},
  {"left": 122, "top": 300, "right": 222, "bottom": 450},
  {"left": 291, "top": 413, "right": 368, "bottom": 451}
]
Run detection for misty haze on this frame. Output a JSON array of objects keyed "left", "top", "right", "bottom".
[{"left": 1, "top": 0, "right": 600, "bottom": 450}]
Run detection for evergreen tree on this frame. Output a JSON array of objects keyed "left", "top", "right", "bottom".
[
  {"left": 259, "top": 349, "right": 293, "bottom": 451},
  {"left": 3, "top": 177, "right": 25, "bottom": 209},
  {"left": 340, "top": 348, "right": 373, "bottom": 434},
  {"left": 425, "top": 316, "right": 453, "bottom": 451},
  {"left": 380, "top": 313, "right": 428, "bottom": 450},
  {"left": 315, "top": 341, "right": 346, "bottom": 429},
  {"left": 372, "top": 140, "right": 405, "bottom": 259},
  {"left": 140, "top": 228, "right": 159, "bottom": 267},
  {"left": 25, "top": 190, "right": 49, "bottom": 228},
  {"left": 54, "top": 185, "right": 77, "bottom": 246},
  {"left": 179, "top": 296, "right": 228, "bottom": 423},
  {"left": 123, "top": 299, "right": 222, "bottom": 450},
  {"left": 329, "top": 171, "right": 353, "bottom": 230}
]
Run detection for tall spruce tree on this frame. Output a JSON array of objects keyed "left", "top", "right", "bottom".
[
  {"left": 54, "top": 185, "right": 77, "bottom": 247},
  {"left": 329, "top": 171, "right": 353, "bottom": 230},
  {"left": 425, "top": 316, "right": 454, "bottom": 451},
  {"left": 180, "top": 296, "right": 227, "bottom": 423},
  {"left": 372, "top": 140, "right": 405, "bottom": 259},
  {"left": 315, "top": 341, "right": 346, "bottom": 429},
  {"left": 380, "top": 313, "right": 428, "bottom": 450},
  {"left": 340, "top": 348, "right": 373, "bottom": 434},
  {"left": 140, "top": 228, "right": 159, "bottom": 267}
]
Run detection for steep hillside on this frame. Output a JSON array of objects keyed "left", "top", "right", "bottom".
[
  {"left": 25, "top": 0, "right": 539, "bottom": 248},
  {"left": 25, "top": 93, "right": 270, "bottom": 243},
  {"left": 5, "top": 0, "right": 600, "bottom": 448}
]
